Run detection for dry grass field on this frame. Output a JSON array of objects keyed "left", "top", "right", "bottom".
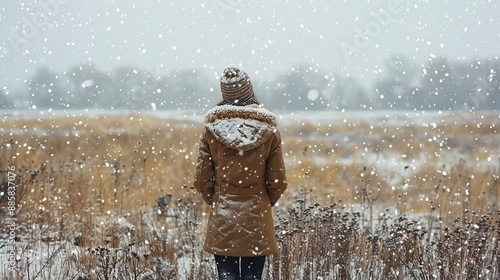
[{"left": 0, "top": 110, "right": 499, "bottom": 279}]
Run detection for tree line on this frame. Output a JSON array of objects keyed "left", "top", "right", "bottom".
[{"left": 1, "top": 55, "right": 499, "bottom": 111}]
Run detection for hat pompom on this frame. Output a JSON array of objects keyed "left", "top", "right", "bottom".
[{"left": 221, "top": 68, "right": 246, "bottom": 85}]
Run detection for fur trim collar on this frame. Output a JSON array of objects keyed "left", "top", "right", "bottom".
[{"left": 204, "top": 105, "right": 278, "bottom": 127}]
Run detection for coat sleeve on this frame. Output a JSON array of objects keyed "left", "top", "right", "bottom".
[
  {"left": 193, "top": 129, "right": 215, "bottom": 205},
  {"left": 265, "top": 131, "right": 288, "bottom": 207}
]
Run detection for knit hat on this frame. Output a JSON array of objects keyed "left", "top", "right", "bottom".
[{"left": 219, "top": 67, "right": 255, "bottom": 105}]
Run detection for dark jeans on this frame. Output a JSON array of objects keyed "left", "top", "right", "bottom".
[{"left": 214, "top": 255, "right": 266, "bottom": 280}]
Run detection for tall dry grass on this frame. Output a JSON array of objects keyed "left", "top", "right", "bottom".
[{"left": 0, "top": 111, "right": 499, "bottom": 279}]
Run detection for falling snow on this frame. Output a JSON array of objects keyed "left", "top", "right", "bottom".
[{"left": 1, "top": 0, "right": 500, "bottom": 279}]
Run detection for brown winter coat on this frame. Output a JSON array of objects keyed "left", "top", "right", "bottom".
[{"left": 193, "top": 104, "right": 287, "bottom": 257}]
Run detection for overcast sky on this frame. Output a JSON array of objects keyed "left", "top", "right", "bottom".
[{"left": 1, "top": 0, "right": 499, "bottom": 92}]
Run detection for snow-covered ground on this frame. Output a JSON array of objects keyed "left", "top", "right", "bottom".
[
  {"left": 2, "top": 108, "right": 498, "bottom": 188},
  {"left": 2, "top": 108, "right": 498, "bottom": 126},
  {"left": 1, "top": 109, "right": 499, "bottom": 279},
  {"left": 2, "top": 108, "right": 499, "bottom": 186}
]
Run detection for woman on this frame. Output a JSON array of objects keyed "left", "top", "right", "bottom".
[{"left": 193, "top": 66, "right": 287, "bottom": 280}]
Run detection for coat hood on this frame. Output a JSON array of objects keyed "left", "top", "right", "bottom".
[{"left": 204, "top": 105, "right": 278, "bottom": 151}]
